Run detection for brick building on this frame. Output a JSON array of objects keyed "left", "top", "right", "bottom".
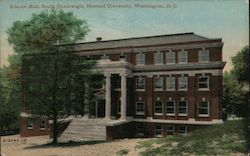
[{"left": 20, "top": 32, "right": 226, "bottom": 141}]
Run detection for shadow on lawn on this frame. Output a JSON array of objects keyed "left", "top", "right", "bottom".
[{"left": 24, "top": 140, "right": 106, "bottom": 149}]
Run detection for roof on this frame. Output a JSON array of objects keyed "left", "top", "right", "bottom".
[{"left": 69, "top": 32, "right": 221, "bottom": 51}]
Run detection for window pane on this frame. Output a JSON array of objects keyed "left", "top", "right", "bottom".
[
  {"left": 166, "top": 52, "right": 175, "bottom": 64},
  {"left": 199, "top": 77, "right": 209, "bottom": 89},
  {"left": 199, "top": 102, "right": 209, "bottom": 115},
  {"left": 179, "top": 101, "right": 187, "bottom": 114},
  {"left": 178, "top": 51, "right": 187, "bottom": 63},
  {"left": 166, "top": 77, "right": 175, "bottom": 90},
  {"left": 179, "top": 77, "right": 188, "bottom": 90},
  {"left": 136, "top": 102, "right": 145, "bottom": 113},
  {"left": 179, "top": 126, "right": 187, "bottom": 134},
  {"left": 166, "top": 101, "right": 175, "bottom": 114},
  {"left": 155, "top": 77, "right": 163, "bottom": 90},
  {"left": 155, "top": 124, "right": 162, "bottom": 135},
  {"left": 136, "top": 54, "right": 145, "bottom": 65},
  {"left": 136, "top": 78, "right": 145, "bottom": 90},
  {"left": 155, "top": 101, "right": 163, "bottom": 114},
  {"left": 154, "top": 52, "right": 163, "bottom": 64}
]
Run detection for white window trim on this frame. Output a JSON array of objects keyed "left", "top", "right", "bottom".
[
  {"left": 178, "top": 51, "right": 188, "bottom": 64},
  {"left": 178, "top": 77, "right": 188, "bottom": 91},
  {"left": 136, "top": 78, "right": 145, "bottom": 91},
  {"left": 198, "top": 76, "right": 210, "bottom": 91},
  {"left": 136, "top": 101, "right": 145, "bottom": 115},
  {"left": 178, "top": 101, "right": 188, "bottom": 116},
  {"left": 154, "top": 101, "right": 163, "bottom": 115},
  {"left": 198, "top": 101, "right": 210, "bottom": 117},
  {"left": 166, "top": 77, "right": 176, "bottom": 91},
  {"left": 166, "top": 101, "right": 175, "bottom": 116},
  {"left": 155, "top": 124, "right": 163, "bottom": 137},
  {"left": 154, "top": 77, "right": 164, "bottom": 91},
  {"left": 166, "top": 52, "right": 176, "bottom": 64},
  {"left": 136, "top": 53, "right": 145, "bottom": 66},
  {"left": 198, "top": 50, "right": 210, "bottom": 63},
  {"left": 154, "top": 52, "right": 164, "bottom": 65}
]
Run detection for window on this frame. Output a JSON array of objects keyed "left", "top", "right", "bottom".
[
  {"left": 166, "top": 77, "right": 175, "bottom": 91},
  {"left": 40, "top": 119, "right": 46, "bottom": 129},
  {"left": 178, "top": 77, "right": 188, "bottom": 90},
  {"left": 166, "top": 52, "right": 175, "bottom": 64},
  {"left": 199, "top": 50, "right": 209, "bottom": 62},
  {"left": 167, "top": 125, "right": 175, "bottom": 135},
  {"left": 199, "top": 101, "right": 209, "bottom": 116},
  {"left": 154, "top": 52, "right": 163, "bottom": 64},
  {"left": 136, "top": 78, "right": 145, "bottom": 91},
  {"left": 136, "top": 102, "right": 145, "bottom": 115},
  {"left": 179, "top": 126, "right": 187, "bottom": 134},
  {"left": 198, "top": 76, "right": 209, "bottom": 90},
  {"left": 155, "top": 124, "right": 162, "bottom": 136},
  {"left": 178, "top": 51, "right": 188, "bottom": 64},
  {"left": 136, "top": 124, "right": 144, "bottom": 136},
  {"left": 154, "top": 77, "right": 163, "bottom": 90},
  {"left": 154, "top": 101, "right": 163, "bottom": 115},
  {"left": 166, "top": 101, "right": 175, "bottom": 115},
  {"left": 136, "top": 53, "right": 145, "bottom": 65},
  {"left": 27, "top": 120, "right": 33, "bottom": 129},
  {"left": 178, "top": 101, "right": 188, "bottom": 116}
]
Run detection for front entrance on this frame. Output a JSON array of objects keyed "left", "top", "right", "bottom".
[{"left": 96, "top": 99, "right": 105, "bottom": 118}]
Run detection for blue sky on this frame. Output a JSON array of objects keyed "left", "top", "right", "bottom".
[{"left": 0, "top": 0, "right": 249, "bottom": 71}]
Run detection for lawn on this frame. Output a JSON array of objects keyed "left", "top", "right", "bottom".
[{"left": 136, "top": 120, "right": 249, "bottom": 156}]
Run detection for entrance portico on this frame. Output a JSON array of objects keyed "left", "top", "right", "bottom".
[{"left": 94, "top": 58, "right": 132, "bottom": 120}]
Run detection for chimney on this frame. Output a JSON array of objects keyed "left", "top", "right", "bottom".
[{"left": 96, "top": 37, "right": 102, "bottom": 41}]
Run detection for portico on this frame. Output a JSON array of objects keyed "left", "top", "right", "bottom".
[{"left": 94, "top": 58, "right": 132, "bottom": 120}]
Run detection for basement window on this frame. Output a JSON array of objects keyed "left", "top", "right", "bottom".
[
  {"left": 179, "top": 125, "right": 187, "bottom": 134},
  {"left": 167, "top": 125, "right": 175, "bottom": 135},
  {"left": 155, "top": 124, "right": 162, "bottom": 137}
]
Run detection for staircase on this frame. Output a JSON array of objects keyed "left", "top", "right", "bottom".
[{"left": 58, "top": 118, "right": 108, "bottom": 142}]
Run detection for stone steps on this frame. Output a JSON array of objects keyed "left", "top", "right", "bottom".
[{"left": 58, "top": 118, "right": 108, "bottom": 142}]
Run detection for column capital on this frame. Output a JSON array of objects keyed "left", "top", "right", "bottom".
[
  {"left": 104, "top": 73, "right": 111, "bottom": 77},
  {"left": 119, "top": 73, "right": 128, "bottom": 77}
]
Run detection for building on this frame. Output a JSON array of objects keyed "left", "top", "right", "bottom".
[{"left": 20, "top": 32, "right": 226, "bottom": 141}]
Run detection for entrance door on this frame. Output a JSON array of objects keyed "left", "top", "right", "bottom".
[{"left": 97, "top": 99, "right": 105, "bottom": 118}]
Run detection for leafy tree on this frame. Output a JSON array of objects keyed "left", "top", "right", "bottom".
[
  {"left": 231, "top": 46, "right": 249, "bottom": 83},
  {"left": 7, "top": 9, "right": 94, "bottom": 144}
]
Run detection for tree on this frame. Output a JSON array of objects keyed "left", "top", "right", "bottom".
[
  {"left": 7, "top": 9, "right": 94, "bottom": 144},
  {"left": 231, "top": 46, "right": 249, "bottom": 83}
]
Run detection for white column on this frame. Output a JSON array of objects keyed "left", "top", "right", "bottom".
[
  {"left": 120, "top": 73, "right": 127, "bottom": 120},
  {"left": 105, "top": 73, "right": 111, "bottom": 119}
]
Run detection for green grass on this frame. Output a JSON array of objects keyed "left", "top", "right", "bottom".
[
  {"left": 116, "top": 149, "right": 129, "bottom": 156},
  {"left": 136, "top": 120, "right": 248, "bottom": 156}
]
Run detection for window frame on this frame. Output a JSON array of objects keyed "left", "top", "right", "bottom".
[
  {"left": 167, "top": 125, "right": 175, "bottom": 135},
  {"left": 179, "top": 125, "right": 187, "bottom": 134},
  {"left": 154, "top": 100, "right": 163, "bottom": 115},
  {"left": 166, "top": 77, "right": 176, "bottom": 91},
  {"left": 178, "top": 51, "right": 188, "bottom": 64},
  {"left": 136, "top": 101, "right": 145, "bottom": 115},
  {"left": 198, "top": 101, "right": 210, "bottom": 117},
  {"left": 154, "top": 77, "right": 164, "bottom": 91},
  {"left": 178, "top": 101, "right": 188, "bottom": 116},
  {"left": 155, "top": 124, "right": 162, "bottom": 137},
  {"left": 198, "top": 76, "right": 209, "bottom": 91},
  {"left": 27, "top": 120, "right": 33, "bottom": 129},
  {"left": 136, "top": 78, "right": 145, "bottom": 91},
  {"left": 40, "top": 118, "right": 46, "bottom": 130},
  {"left": 166, "top": 52, "right": 176, "bottom": 64},
  {"left": 198, "top": 50, "right": 209, "bottom": 63},
  {"left": 154, "top": 52, "right": 164, "bottom": 65},
  {"left": 136, "top": 53, "right": 145, "bottom": 65},
  {"left": 166, "top": 101, "right": 175, "bottom": 116},
  {"left": 178, "top": 77, "right": 188, "bottom": 91}
]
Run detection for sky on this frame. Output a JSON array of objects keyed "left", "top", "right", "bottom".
[{"left": 0, "top": 0, "right": 249, "bottom": 71}]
